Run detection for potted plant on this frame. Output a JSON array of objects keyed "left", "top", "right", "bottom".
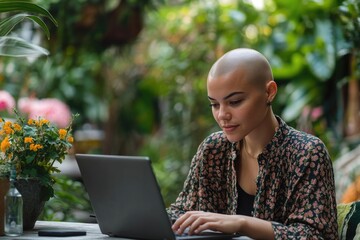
[
  {"left": 0, "top": 1, "right": 58, "bottom": 234},
  {"left": 0, "top": 109, "right": 76, "bottom": 230}
]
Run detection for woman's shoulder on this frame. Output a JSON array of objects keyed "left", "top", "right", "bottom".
[
  {"left": 280, "top": 123, "right": 330, "bottom": 163},
  {"left": 275, "top": 116, "right": 324, "bottom": 148},
  {"left": 286, "top": 125, "right": 325, "bottom": 149}
]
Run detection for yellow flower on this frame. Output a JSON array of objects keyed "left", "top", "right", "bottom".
[
  {"left": 3, "top": 121, "right": 14, "bottom": 134},
  {"left": 29, "top": 143, "right": 35, "bottom": 151},
  {"left": 59, "top": 129, "right": 67, "bottom": 139},
  {"left": 28, "top": 119, "right": 34, "bottom": 125},
  {"left": 1, "top": 137, "right": 10, "bottom": 152},
  {"left": 24, "top": 137, "right": 34, "bottom": 144},
  {"left": 67, "top": 136, "right": 74, "bottom": 143},
  {"left": 39, "top": 119, "right": 49, "bottom": 126},
  {"left": 0, "top": 118, "right": 3, "bottom": 123},
  {"left": 30, "top": 143, "right": 43, "bottom": 151},
  {"left": 13, "top": 123, "right": 22, "bottom": 131}
]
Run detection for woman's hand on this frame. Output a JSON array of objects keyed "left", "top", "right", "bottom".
[{"left": 171, "top": 211, "right": 243, "bottom": 236}]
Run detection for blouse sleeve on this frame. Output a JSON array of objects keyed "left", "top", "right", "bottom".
[{"left": 272, "top": 139, "right": 338, "bottom": 239}]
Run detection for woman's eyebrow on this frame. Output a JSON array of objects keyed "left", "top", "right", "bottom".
[{"left": 208, "top": 92, "right": 245, "bottom": 101}]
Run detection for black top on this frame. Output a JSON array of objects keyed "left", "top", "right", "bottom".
[{"left": 236, "top": 184, "right": 255, "bottom": 216}]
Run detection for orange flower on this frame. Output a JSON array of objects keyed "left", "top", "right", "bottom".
[
  {"left": 30, "top": 143, "right": 43, "bottom": 151},
  {"left": 67, "top": 136, "right": 74, "bottom": 143},
  {"left": 59, "top": 129, "right": 67, "bottom": 139},
  {"left": 13, "top": 123, "right": 22, "bottom": 131},
  {"left": 341, "top": 175, "right": 360, "bottom": 203},
  {"left": 24, "top": 137, "right": 34, "bottom": 144},
  {"left": 3, "top": 121, "right": 14, "bottom": 134},
  {"left": 1, "top": 137, "right": 10, "bottom": 152},
  {"left": 28, "top": 119, "right": 34, "bottom": 125},
  {"left": 39, "top": 119, "right": 49, "bottom": 126}
]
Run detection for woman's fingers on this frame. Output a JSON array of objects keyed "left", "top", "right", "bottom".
[
  {"left": 188, "top": 214, "right": 215, "bottom": 234},
  {"left": 172, "top": 211, "right": 202, "bottom": 234},
  {"left": 172, "top": 212, "right": 243, "bottom": 236},
  {"left": 172, "top": 211, "right": 223, "bottom": 235}
]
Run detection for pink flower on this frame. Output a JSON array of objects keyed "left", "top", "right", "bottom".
[
  {"left": 0, "top": 90, "right": 15, "bottom": 113},
  {"left": 311, "top": 107, "right": 323, "bottom": 121},
  {"left": 18, "top": 97, "right": 71, "bottom": 128},
  {"left": 17, "top": 97, "right": 38, "bottom": 114}
]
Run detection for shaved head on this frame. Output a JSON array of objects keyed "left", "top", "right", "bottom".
[{"left": 208, "top": 48, "right": 273, "bottom": 87}]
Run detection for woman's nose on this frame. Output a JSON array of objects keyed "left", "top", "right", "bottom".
[{"left": 218, "top": 106, "right": 231, "bottom": 120}]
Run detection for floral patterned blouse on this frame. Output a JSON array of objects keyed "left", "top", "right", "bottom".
[{"left": 167, "top": 116, "right": 338, "bottom": 239}]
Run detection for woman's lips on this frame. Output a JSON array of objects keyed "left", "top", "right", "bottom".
[{"left": 222, "top": 125, "right": 238, "bottom": 132}]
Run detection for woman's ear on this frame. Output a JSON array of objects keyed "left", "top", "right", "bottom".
[{"left": 266, "top": 80, "right": 277, "bottom": 103}]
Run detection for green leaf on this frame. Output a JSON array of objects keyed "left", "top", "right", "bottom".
[
  {"left": 282, "top": 86, "right": 309, "bottom": 122},
  {"left": 27, "top": 15, "right": 51, "bottom": 39},
  {"left": 305, "top": 19, "right": 336, "bottom": 81},
  {"left": 0, "top": 36, "right": 49, "bottom": 57},
  {"left": 281, "top": 79, "right": 321, "bottom": 122},
  {"left": 0, "top": 13, "right": 50, "bottom": 39},
  {"left": 228, "top": 10, "right": 246, "bottom": 25},
  {"left": 271, "top": 53, "right": 305, "bottom": 79},
  {"left": 25, "top": 154, "right": 34, "bottom": 164},
  {"left": 0, "top": 14, "right": 24, "bottom": 36},
  {"left": 0, "top": 1, "right": 57, "bottom": 26}
]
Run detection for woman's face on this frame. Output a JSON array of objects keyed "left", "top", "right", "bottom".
[{"left": 207, "top": 68, "right": 270, "bottom": 142}]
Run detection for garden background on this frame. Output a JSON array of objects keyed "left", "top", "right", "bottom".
[{"left": 1, "top": 0, "right": 359, "bottom": 222}]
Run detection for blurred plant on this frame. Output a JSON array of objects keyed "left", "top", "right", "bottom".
[
  {"left": 338, "top": 0, "right": 360, "bottom": 139},
  {"left": 0, "top": 0, "right": 165, "bottom": 153},
  {"left": 0, "top": 0, "right": 57, "bottom": 57},
  {"left": 40, "top": 175, "right": 92, "bottom": 222},
  {"left": 249, "top": 0, "right": 353, "bottom": 159},
  {"left": 339, "top": 0, "right": 360, "bottom": 52},
  {"left": 333, "top": 0, "right": 360, "bottom": 206}
]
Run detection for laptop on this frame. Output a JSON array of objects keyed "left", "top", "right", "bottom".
[{"left": 75, "top": 154, "right": 238, "bottom": 240}]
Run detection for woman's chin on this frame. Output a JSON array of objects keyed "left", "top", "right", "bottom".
[{"left": 224, "top": 134, "right": 242, "bottom": 143}]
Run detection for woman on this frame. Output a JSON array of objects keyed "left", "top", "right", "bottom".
[{"left": 168, "top": 48, "right": 338, "bottom": 239}]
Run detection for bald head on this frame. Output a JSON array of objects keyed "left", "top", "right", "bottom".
[{"left": 208, "top": 48, "right": 273, "bottom": 87}]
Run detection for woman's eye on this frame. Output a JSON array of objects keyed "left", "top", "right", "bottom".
[
  {"left": 209, "top": 103, "right": 219, "bottom": 108},
  {"left": 229, "top": 100, "right": 242, "bottom": 106}
]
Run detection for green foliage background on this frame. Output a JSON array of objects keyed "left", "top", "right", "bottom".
[{"left": 1, "top": 0, "right": 359, "bottom": 220}]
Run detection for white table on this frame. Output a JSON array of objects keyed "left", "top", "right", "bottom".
[{"left": 1, "top": 221, "right": 252, "bottom": 239}]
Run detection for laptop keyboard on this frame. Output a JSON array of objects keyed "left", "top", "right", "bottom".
[
  {"left": 174, "top": 232, "right": 237, "bottom": 240},
  {"left": 174, "top": 228, "right": 190, "bottom": 237},
  {"left": 174, "top": 229, "right": 234, "bottom": 237}
]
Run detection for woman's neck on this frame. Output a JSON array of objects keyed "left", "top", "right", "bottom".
[{"left": 243, "top": 112, "right": 279, "bottom": 157}]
